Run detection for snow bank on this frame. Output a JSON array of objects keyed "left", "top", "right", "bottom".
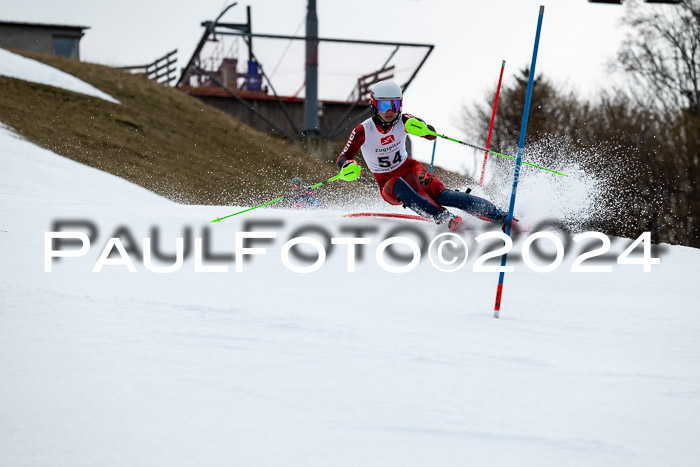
[
  {"left": 0, "top": 124, "right": 166, "bottom": 204},
  {"left": 0, "top": 47, "right": 120, "bottom": 104}
]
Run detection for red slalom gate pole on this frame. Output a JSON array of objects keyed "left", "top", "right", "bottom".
[{"left": 478, "top": 60, "right": 506, "bottom": 188}]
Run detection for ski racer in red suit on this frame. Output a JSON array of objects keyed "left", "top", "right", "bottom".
[{"left": 336, "top": 80, "right": 516, "bottom": 231}]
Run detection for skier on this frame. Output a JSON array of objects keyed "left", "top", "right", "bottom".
[
  {"left": 289, "top": 177, "right": 325, "bottom": 210},
  {"left": 336, "top": 80, "right": 519, "bottom": 231}
]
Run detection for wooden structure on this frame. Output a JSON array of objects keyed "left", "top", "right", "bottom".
[
  {"left": 0, "top": 21, "right": 89, "bottom": 60},
  {"left": 119, "top": 50, "right": 178, "bottom": 86}
]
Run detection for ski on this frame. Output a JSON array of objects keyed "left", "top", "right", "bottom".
[{"left": 343, "top": 212, "right": 432, "bottom": 223}]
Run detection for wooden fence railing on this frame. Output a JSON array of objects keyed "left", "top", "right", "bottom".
[{"left": 119, "top": 50, "right": 177, "bottom": 86}]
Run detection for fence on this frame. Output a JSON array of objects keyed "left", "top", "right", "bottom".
[{"left": 119, "top": 50, "right": 177, "bottom": 86}]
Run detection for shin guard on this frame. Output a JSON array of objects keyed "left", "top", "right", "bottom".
[{"left": 437, "top": 189, "right": 506, "bottom": 223}]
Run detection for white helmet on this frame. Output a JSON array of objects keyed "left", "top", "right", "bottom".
[
  {"left": 371, "top": 80, "right": 402, "bottom": 101},
  {"left": 370, "top": 81, "right": 403, "bottom": 121}
]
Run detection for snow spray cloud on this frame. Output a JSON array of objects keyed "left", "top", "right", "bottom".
[
  {"left": 44, "top": 218, "right": 667, "bottom": 274},
  {"left": 467, "top": 134, "right": 663, "bottom": 237}
]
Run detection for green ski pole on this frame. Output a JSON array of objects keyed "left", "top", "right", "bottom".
[
  {"left": 405, "top": 117, "right": 568, "bottom": 177},
  {"left": 211, "top": 162, "right": 362, "bottom": 223}
]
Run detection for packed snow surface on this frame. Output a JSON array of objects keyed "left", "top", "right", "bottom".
[
  {"left": 0, "top": 47, "right": 120, "bottom": 104},
  {"left": 1, "top": 127, "right": 699, "bottom": 467}
]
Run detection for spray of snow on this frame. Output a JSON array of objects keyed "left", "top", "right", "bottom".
[{"left": 462, "top": 135, "right": 658, "bottom": 236}]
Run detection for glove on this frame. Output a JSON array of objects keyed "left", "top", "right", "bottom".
[
  {"left": 425, "top": 123, "right": 437, "bottom": 141},
  {"left": 339, "top": 160, "right": 362, "bottom": 181},
  {"left": 412, "top": 117, "right": 437, "bottom": 139}
]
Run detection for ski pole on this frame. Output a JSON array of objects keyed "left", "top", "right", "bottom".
[
  {"left": 479, "top": 60, "right": 506, "bottom": 187},
  {"left": 429, "top": 138, "right": 437, "bottom": 173},
  {"left": 211, "top": 162, "right": 362, "bottom": 222},
  {"left": 405, "top": 117, "right": 567, "bottom": 177}
]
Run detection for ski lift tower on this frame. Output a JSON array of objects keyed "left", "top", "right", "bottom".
[
  {"left": 177, "top": 2, "right": 434, "bottom": 151},
  {"left": 304, "top": 0, "right": 319, "bottom": 138}
]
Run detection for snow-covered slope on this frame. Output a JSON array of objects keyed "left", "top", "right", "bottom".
[
  {"left": 0, "top": 125, "right": 165, "bottom": 204},
  {"left": 1, "top": 127, "right": 699, "bottom": 467},
  {"left": 0, "top": 48, "right": 120, "bottom": 104}
]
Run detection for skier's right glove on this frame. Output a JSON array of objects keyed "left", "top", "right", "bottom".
[{"left": 339, "top": 160, "right": 362, "bottom": 182}]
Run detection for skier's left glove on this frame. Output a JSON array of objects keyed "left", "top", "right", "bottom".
[
  {"left": 414, "top": 117, "right": 436, "bottom": 140},
  {"left": 339, "top": 160, "right": 362, "bottom": 181}
]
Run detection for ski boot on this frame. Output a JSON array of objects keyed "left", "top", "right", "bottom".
[{"left": 448, "top": 215, "right": 464, "bottom": 232}]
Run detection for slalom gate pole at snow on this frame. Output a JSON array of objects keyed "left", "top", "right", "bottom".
[
  {"left": 404, "top": 118, "right": 567, "bottom": 177},
  {"left": 211, "top": 163, "right": 362, "bottom": 222},
  {"left": 494, "top": 6, "right": 545, "bottom": 319},
  {"left": 429, "top": 139, "right": 437, "bottom": 173},
  {"left": 479, "top": 60, "right": 506, "bottom": 188}
]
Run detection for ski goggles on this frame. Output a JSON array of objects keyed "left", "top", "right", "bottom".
[{"left": 376, "top": 99, "right": 402, "bottom": 113}]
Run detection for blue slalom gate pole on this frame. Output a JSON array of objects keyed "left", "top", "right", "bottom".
[
  {"left": 494, "top": 5, "right": 545, "bottom": 318},
  {"left": 429, "top": 139, "right": 437, "bottom": 173}
]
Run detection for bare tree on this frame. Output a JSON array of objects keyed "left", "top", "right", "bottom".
[
  {"left": 460, "top": 67, "right": 582, "bottom": 151},
  {"left": 615, "top": 0, "right": 700, "bottom": 119},
  {"left": 457, "top": 2, "right": 699, "bottom": 247},
  {"left": 614, "top": 0, "right": 699, "bottom": 247}
]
